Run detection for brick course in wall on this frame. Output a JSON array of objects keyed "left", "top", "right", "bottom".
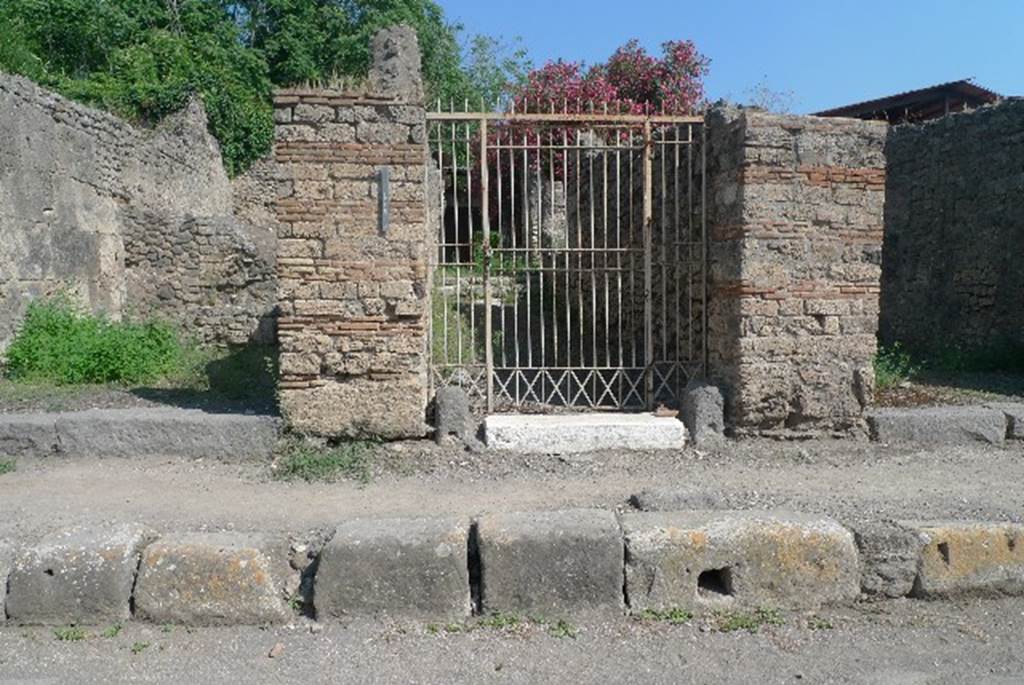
[
  {"left": 706, "top": 107, "right": 888, "bottom": 435},
  {"left": 881, "top": 99, "right": 1024, "bottom": 356},
  {"left": 273, "top": 26, "right": 431, "bottom": 438}
]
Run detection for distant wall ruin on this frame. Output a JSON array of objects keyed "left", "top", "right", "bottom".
[{"left": 0, "top": 74, "right": 277, "bottom": 350}]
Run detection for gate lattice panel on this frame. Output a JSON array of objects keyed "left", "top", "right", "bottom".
[{"left": 427, "top": 105, "right": 706, "bottom": 412}]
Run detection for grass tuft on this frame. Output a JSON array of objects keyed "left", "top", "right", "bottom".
[
  {"left": 638, "top": 607, "right": 693, "bottom": 625},
  {"left": 0, "top": 458, "right": 15, "bottom": 475},
  {"left": 476, "top": 611, "right": 520, "bottom": 630},
  {"left": 4, "top": 295, "right": 185, "bottom": 385},
  {"left": 547, "top": 619, "right": 577, "bottom": 639},
  {"left": 272, "top": 437, "right": 376, "bottom": 484},
  {"left": 101, "top": 624, "right": 122, "bottom": 639},
  {"left": 54, "top": 626, "right": 87, "bottom": 642},
  {"left": 714, "top": 607, "right": 784, "bottom": 633}
]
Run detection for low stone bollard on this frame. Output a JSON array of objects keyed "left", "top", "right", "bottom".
[
  {"left": 622, "top": 511, "right": 860, "bottom": 611},
  {"left": 475, "top": 509, "right": 623, "bottom": 615},
  {"left": 133, "top": 533, "right": 291, "bottom": 626},
  {"left": 680, "top": 381, "right": 725, "bottom": 445},
  {"left": 908, "top": 522, "right": 1024, "bottom": 598},
  {"left": 5, "top": 525, "right": 154, "bottom": 625},
  {"left": 315, "top": 517, "right": 471, "bottom": 620}
]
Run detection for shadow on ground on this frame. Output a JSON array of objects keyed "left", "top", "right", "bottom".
[{"left": 131, "top": 344, "right": 279, "bottom": 415}]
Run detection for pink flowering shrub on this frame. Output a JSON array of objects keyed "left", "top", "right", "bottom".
[{"left": 511, "top": 39, "right": 709, "bottom": 115}]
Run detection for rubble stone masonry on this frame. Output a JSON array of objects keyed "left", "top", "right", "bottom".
[
  {"left": 706, "top": 107, "right": 888, "bottom": 435},
  {"left": 881, "top": 99, "right": 1024, "bottom": 356},
  {"left": 274, "top": 26, "right": 431, "bottom": 438}
]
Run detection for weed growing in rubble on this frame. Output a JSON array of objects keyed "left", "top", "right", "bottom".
[
  {"left": 873, "top": 343, "right": 919, "bottom": 389},
  {"left": 53, "top": 626, "right": 87, "bottom": 642},
  {"left": 272, "top": 437, "right": 375, "bottom": 484},
  {"left": 101, "top": 624, "right": 122, "bottom": 639},
  {"left": 638, "top": 607, "right": 694, "bottom": 625},
  {"left": 714, "top": 607, "right": 784, "bottom": 633},
  {"left": 547, "top": 619, "right": 578, "bottom": 639},
  {"left": 0, "top": 458, "right": 15, "bottom": 475}
]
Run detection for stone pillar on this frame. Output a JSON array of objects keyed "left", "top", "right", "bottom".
[
  {"left": 273, "top": 25, "right": 431, "bottom": 439},
  {"left": 705, "top": 106, "right": 888, "bottom": 436}
]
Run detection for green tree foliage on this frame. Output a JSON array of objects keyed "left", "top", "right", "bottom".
[
  {"left": 0, "top": 0, "right": 273, "bottom": 175},
  {"left": 0, "top": 0, "right": 527, "bottom": 174}
]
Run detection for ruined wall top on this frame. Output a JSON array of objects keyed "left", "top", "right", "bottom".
[{"left": 368, "top": 25, "right": 424, "bottom": 103}]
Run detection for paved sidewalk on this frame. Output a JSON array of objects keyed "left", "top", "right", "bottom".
[{"left": 1, "top": 438, "right": 1021, "bottom": 542}]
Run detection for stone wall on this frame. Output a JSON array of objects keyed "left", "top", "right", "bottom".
[
  {"left": 881, "top": 99, "right": 1024, "bottom": 356},
  {"left": 706, "top": 107, "right": 888, "bottom": 435},
  {"left": 0, "top": 73, "right": 276, "bottom": 349},
  {"left": 274, "top": 26, "right": 431, "bottom": 439}
]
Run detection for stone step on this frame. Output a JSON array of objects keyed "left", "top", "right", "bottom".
[
  {"left": 0, "top": 408, "right": 280, "bottom": 460},
  {"left": 484, "top": 412, "right": 687, "bottom": 453}
]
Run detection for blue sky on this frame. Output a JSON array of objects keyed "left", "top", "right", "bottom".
[{"left": 438, "top": 0, "right": 1022, "bottom": 113}]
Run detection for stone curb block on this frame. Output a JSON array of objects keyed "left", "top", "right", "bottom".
[
  {"left": 622, "top": 511, "right": 860, "bottom": 611},
  {"left": 907, "top": 521, "right": 1024, "bottom": 598},
  {"left": 55, "top": 409, "right": 281, "bottom": 459},
  {"left": 134, "top": 533, "right": 291, "bottom": 626},
  {"left": 476, "top": 509, "right": 624, "bottom": 614},
  {"left": 866, "top": 406, "right": 1007, "bottom": 445},
  {"left": 0, "top": 541, "right": 15, "bottom": 625},
  {"left": 5, "top": 525, "right": 155, "bottom": 625},
  {"left": 315, "top": 517, "right": 470, "bottom": 620},
  {"left": 986, "top": 403, "right": 1024, "bottom": 440},
  {"left": 0, "top": 414, "right": 60, "bottom": 457},
  {"left": 847, "top": 519, "right": 924, "bottom": 598}
]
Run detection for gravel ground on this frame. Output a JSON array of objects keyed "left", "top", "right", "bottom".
[
  {"left": 1, "top": 597, "right": 1022, "bottom": 683},
  {"left": 1, "top": 438, "right": 1022, "bottom": 542}
]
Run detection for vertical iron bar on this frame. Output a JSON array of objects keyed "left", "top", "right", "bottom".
[
  {"left": 701, "top": 122, "right": 708, "bottom": 376},
  {"left": 643, "top": 120, "right": 654, "bottom": 409},
  {"left": 481, "top": 117, "right": 493, "bottom": 412}
]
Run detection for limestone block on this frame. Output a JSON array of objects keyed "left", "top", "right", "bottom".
[
  {"left": 908, "top": 522, "right": 1024, "bottom": 598},
  {"left": 6, "top": 525, "right": 154, "bottom": 625},
  {"left": 315, "top": 517, "right": 470, "bottom": 619},
  {"left": 484, "top": 414, "right": 686, "bottom": 453},
  {"left": 134, "top": 533, "right": 291, "bottom": 625},
  {"left": 476, "top": 509, "right": 623, "bottom": 614},
  {"left": 622, "top": 511, "right": 859, "bottom": 612}
]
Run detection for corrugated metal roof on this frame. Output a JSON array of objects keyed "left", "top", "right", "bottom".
[{"left": 814, "top": 79, "right": 1002, "bottom": 118}]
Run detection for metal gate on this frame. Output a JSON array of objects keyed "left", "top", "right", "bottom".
[{"left": 427, "top": 104, "right": 706, "bottom": 413}]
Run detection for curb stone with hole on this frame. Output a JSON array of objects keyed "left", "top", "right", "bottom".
[{"left": 1, "top": 512, "right": 1024, "bottom": 627}]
